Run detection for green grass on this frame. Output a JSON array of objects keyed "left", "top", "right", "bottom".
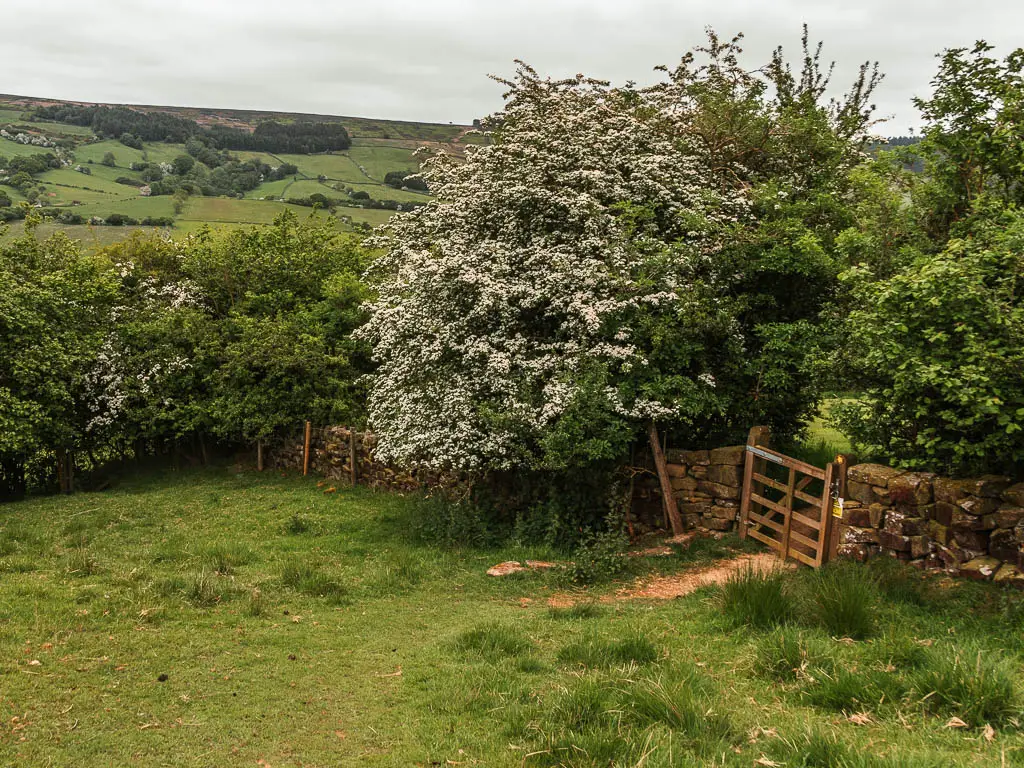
[
  {"left": 2, "top": 467, "right": 1024, "bottom": 765},
  {"left": 347, "top": 145, "right": 422, "bottom": 181}
]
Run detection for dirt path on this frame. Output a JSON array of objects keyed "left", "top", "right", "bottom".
[{"left": 547, "top": 551, "right": 789, "bottom": 607}]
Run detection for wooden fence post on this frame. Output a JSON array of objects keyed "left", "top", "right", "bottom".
[
  {"left": 647, "top": 421, "right": 684, "bottom": 536},
  {"left": 349, "top": 429, "right": 358, "bottom": 487},
  {"left": 302, "top": 421, "right": 312, "bottom": 477},
  {"left": 738, "top": 426, "right": 771, "bottom": 540},
  {"left": 257, "top": 439, "right": 264, "bottom": 472}
]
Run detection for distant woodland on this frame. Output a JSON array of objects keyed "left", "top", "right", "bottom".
[{"left": 32, "top": 104, "right": 352, "bottom": 154}]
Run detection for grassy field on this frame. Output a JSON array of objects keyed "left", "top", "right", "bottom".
[
  {"left": 1, "top": 467, "right": 1023, "bottom": 766},
  {"left": 1, "top": 94, "right": 466, "bottom": 243},
  {"left": 347, "top": 145, "right": 422, "bottom": 181}
]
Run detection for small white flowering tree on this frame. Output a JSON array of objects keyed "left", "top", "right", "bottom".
[{"left": 362, "top": 63, "right": 747, "bottom": 473}]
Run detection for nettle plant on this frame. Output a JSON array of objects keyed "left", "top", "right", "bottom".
[{"left": 361, "top": 31, "right": 880, "bottom": 523}]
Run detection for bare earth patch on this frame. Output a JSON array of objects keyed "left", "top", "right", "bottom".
[{"left": 545, "top": 552, "right": 791, "bottom": 606}]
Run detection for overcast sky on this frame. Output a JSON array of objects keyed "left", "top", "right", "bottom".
[{"left": 5, "top": 1, "right": 1022, "bottom": 134}]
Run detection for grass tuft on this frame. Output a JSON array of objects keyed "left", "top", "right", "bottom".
[
  {"left": 754, "top": 627, "right": 835, "bottom": 681},
  {"left": 283, "top": 513, "right": 311, "bottom": 535},
  {"left": 246, "top": 586, "right": 264, "bottom": 617},
  {"left": 185, "top": 570, "right": 235, "bottom": 606},
  {"left": 206, "top": 543, "right": 255, "bottom": 575},
  {"left": 721, "top": 565, "right": 793, "bottom": 629},
  {"left": 280, "top": 560, "right": 348, "bottom": 604},
  {"left": 454, "top": 622, "right": 533, "bottom": 660},
  {"left": 556, "top": 629, "right": 660, "bottom": 668},
  {"left": 548, "top": 602, "right": 604, "bottom": 621},
  {"left": 801, "top": 664, "right": 907, "bottom": 714},
  {"left": 64, "top": 547, "right": 100, "bottom": 576},
  {"left": 912, "top": 643, "right": 1020, "bottom": 727},
  {"left": 618, "top": 665, "right": 734, "bottom": 749},
  {"left": 804, "top": 561, "right": 878, "bottom": 639}
]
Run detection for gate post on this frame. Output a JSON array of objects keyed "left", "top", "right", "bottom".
[
  {"left": 823, "top": 454, "right": 850, "bottom": 564},
  {"left": 738, "top": 426, "right": 771, "bottom": 540}
]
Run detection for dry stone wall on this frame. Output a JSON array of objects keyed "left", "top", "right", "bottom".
[
  {"left": 268, "top": 426, "right": 427, "bottom": 492},
  {"left": 633, "top": 445, "right": 746, "bottom": 533},
  {"left": 839, "top": 463, "right": 1024, "bottom": 585}
]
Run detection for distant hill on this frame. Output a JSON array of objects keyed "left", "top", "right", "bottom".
[{"left": 0, "top": 93, "right": 476, "bottom": 246}]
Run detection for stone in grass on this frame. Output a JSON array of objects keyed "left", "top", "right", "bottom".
[
  {"left": 959, "top": 556, "right": 1001, "bottom": 581},
  {"left": 994, "top": 564, "right": 1024, "bottom": 589},
  {"left": 486, "top": 561, "right": 526, "bottom": 577}
]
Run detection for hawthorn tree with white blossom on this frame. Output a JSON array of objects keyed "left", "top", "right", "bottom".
[{"left": 362, "top": 30, "right": 881, "bottom": 533}]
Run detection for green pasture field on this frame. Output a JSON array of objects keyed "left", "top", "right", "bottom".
[
  {"left": 71, "top": 195, "right": 177, "bottom": 221},
  {"left": 246, "top": 178, "right": 294, "bottom": 200},
  {"left": 342, "top": 116, "right": 465, "bottom": 142},
  {"left": 347, "top": 145, "right": 422, "bottom": 181},
  {"left": 179, "top": 197, "right": 292, "bottom": 225},
  {"left": 1, "top": 467, "right": 1023, "bottom": 766},
  {"left": 337, "top": 207, "right": 399, "bottom": 228},
  {"left": 39, "top": 168, "right": 136, "bottom": 196},
  {"left": 0, "top": 136, "right": 55, "bottom": 159},
  {"left": 29, "top": 120, "right": 96, "bottom": 137},
  {"left": 274, "top": 152, "right": 368, "bottom": 184},
  {"left": 71, "top": 139, "right": 148, "bottom": 167},
  {"left": 0, "top": 108, "right": 26, "bottom": 122},
  {"left": 0, "top": 221, "right": 171, "bottom": 247}
]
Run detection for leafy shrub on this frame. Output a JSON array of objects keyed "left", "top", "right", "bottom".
[
  {"left": 833, "top": 215, "right": 1024, "bottom": 476},
  {"left": 567, "top": 529, "right": 628, "bottom": 585},
  {"left": 454, "top": 623, "right": 533, "bottom": 660},
  {"left": 721, "top": 565, "right": 794, "bottom": 629},
  {"left": 412, "top": 496, "right": 491, "bottom": 548},
  {"left": 804, "top": 561, "right": 878, "bottom": 639},
  {"left": 912, "top": 643, "right": 1020, "bottom": 726}
]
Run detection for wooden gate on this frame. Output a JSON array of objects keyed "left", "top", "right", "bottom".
[{"left": 738, "top": 427, "right": 843, "bottom": 568}]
